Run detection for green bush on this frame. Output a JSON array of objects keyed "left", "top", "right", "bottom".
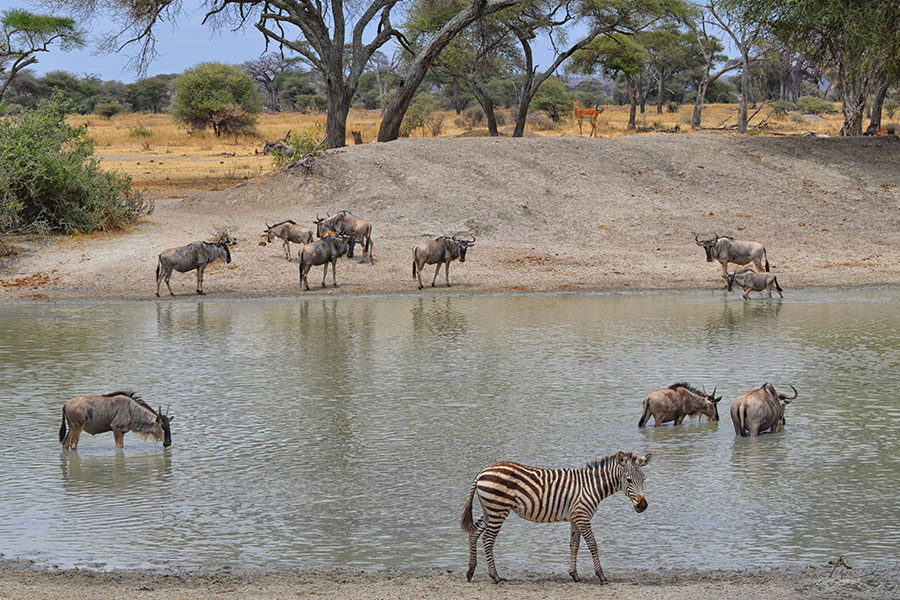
[
  {"left": 0, "top": 96, "right": 153, "bottom": 234},
  {"left": 129, "top": 125, "right": 153, "bottom": 138},
  {"left": 172, "top": 62, "right": 261, "bottom": 137},
  {"left": 666, "top": 101, "right": 680, "bottom": 113},
  {"left": 400, "top": 93, "right": 437, "bottom": 137},
  {"left": 884, "top": 99, "right": 899, "bottom": 119},
  {"left": 532, "top": 78, "right": 571, "bottom": 122},
  {"left": 797, "top": 95, "right": 836, "bottom": 114},
  {"left": 95, "top": 101, "right": 124, "bottom": 120},
  {"left": 769, "top": 100, "right": 798, "bottom": 116}
]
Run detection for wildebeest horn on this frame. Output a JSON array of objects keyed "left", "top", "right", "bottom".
[
  {"left": 780, "top": 385, "right": 798, "bottom": 400},
  {"left": 710, "top": 386, "right": 719, "bottom": 401}
]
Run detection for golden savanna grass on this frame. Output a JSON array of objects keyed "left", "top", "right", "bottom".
[{"left": 71, "top": 104, "right": 848, "bottom": 200}]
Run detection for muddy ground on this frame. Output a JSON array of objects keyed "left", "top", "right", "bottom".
[{"left": 1, "top": 134, "right": 899, "bottom": 301}]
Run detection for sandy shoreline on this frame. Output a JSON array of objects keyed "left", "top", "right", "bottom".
[
  {"left": 2, "top": 559, "right": 897, "bottom": 600},
  {"left": 1, "top": 135, "right": 899, "bottom": 302}
]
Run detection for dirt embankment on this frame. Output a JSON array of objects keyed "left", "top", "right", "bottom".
[{"left": 1, "top": 134, "right": 899, "bottom": 302}]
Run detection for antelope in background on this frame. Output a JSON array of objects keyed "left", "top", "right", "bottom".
[{"left": 573, "top": 101, "right": 603, "bottom": 137}]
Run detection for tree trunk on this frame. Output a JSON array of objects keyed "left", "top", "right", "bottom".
[
  {"left": 737, "top": 53, "right": 749, "bottom": 133},
  {"left": 325, "top": 84, "right": 352, "bottom": 148},
  {"left": 692, "top": 77, "right": 710, "bottom": 128},
  {"left": 484, "top": 96, "right": 499, "bottom": 136},
  {"left": 656, "top": 73, "right": 665, "bottom": 114},
  {"left": 378, "top": 0, "right": 520, "bottom": 143},
  {"left": 628, "top": 77, "right": 638, "bottom": 130},
  {"left": 837, "top": 60, "right": 881, "bottom": 137},
  {"left": 869, "top": 81, "right": 889, "bottom": 131},
  {"left": 453, "top": 78, "right": 462, "bottom": 115},
  {"left": 512, "top": 35, "right": 535, "bottom": 138}
]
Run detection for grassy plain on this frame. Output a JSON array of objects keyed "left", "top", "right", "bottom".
[{"left": 72, "top": 103, "right": 848, "bottom": 200}]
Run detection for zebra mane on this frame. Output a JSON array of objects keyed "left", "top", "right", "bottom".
[
  {"left": 669, "top": 381, "right": 706, "bottom": 397},
  {"left": 104, "top": 390, "right": 157, "bottom": 416},
  {"left": 585, "top": 451, "right": 637, "bottom": 471},
  {"left": 270, "top": 219, "right": 296, "bottom": 227}
]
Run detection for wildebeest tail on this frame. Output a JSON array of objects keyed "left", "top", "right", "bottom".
[
  {"left": 764, "top": 252, "right": 770, "bottom": 272},
  {"left": 59, "top": 407, "right": 67, "bottom": 442},
  {"left": 298, "top": 255, "right": 304, "bottom": 282},
  {"left": 738, "top": 404, "right": 748, "bottom": 437},
  {"left": 413, "top": 260, "right": 417, "bottom": 279},
  {"left": 460, "top": 479, "right": 477, "bottom": 534},
  {"left": 774, "top": 276, "right": 782, "bottom": 293},
  {"left": 638, "top": 396, "right": 651, "bottom": 427},
  {"left": 155, "top": 258, "right": 160, "bottom": 282}
]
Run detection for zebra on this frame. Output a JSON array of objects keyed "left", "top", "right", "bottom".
[{"left": 460, "top": 451, "right": 652, "bottom": 584}]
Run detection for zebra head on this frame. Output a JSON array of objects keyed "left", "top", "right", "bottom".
[{"left": 618, "top": 452, "right": 652, "bottom": 513}]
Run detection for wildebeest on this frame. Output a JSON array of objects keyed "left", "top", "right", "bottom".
[
  {"left": 638, "top": 382, "right": 722, "bottom": 427},
  {"left": 695, "top": 233, "right": 770, "bottom": 277},
  {"left": 412, "top": 235, "right": 475, "bottom": 289},
  {"left": 263, "top": 130, "right": 294, "bottom": 158},
  {"left": 264, "top": 220, "right": 313, "bottom": 260},
  {"left": 59, "top": 391, "right": 172, "bottom": 450},
  {"left": 725, "top": 268, "right": 783, "bottom": 299},
  {"left": 731, "top": 383, "right": 797, "bottom": 437},
  {"left": 314, "top": 211, "right": 373, "bottom": 263},
  {"left": 298, "top": 235, "right": 356, "bottom": 291},
  {"left": 156, "top": 240, "right": 231, "bottom": 296}
]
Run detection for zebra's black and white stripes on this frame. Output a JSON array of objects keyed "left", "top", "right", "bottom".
[{"left": 460, "top": 451, "right": 651, "bottom": 584}]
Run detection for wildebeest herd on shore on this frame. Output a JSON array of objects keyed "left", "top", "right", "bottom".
[{"left": 58, "top": 222, "right": 793, "bottom": 584}]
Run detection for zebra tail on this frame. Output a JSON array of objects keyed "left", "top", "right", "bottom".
[
  {"left": 774, "top": 276, "right": 782, "bottom": 293},
  {"left": 460, "top": 480, "right": 477, "bottom": 534},
  {"left": 638, "top": 397, "right": 651, "bottom": 427},
  {"left": 59, "top": 407, "right": 67, "bottom": 443}
]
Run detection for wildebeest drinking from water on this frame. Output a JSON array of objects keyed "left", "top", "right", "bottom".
[
  {"left": 156, "top": 240, "right": 231, "bottom": 296},
  {"left": 638, "top": 382, "right": 722, "bottom": 427},
  {"left": 695, "top": 233, "right": 769, "bottom": 278},
  {"left": 413, "top": 235, "right": 475, "bottom": 289},
  {"left": 298, "top": 235, "right": 356, "bottom": 291},
  {"left": 264, "top": 220, "right": 313, "bottom": 260},
  {"left": 314, "top": 211, "right": 373, "bottom": 263},
  {"left": 59, "top": 391, "right": 172, "bottom": 450}
]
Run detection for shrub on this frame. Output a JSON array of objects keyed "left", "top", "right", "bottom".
[
  {"left": 531, "top": 78, "right": 570, "bottom": 122},
  {"left": 425, "top": 112, "right": 444, "bottom": 137},
  {"left": 769, "top": 100, "right": 797, "bottom": 116},
  {"left": 797, "top": 95, "right": 836, "bottom": 114},
  {"left": 454, "top": 106, "right": 484, "bottom": 130},
  {"left": 0, "top": 96, "right": 153, "bottom": 234},
  {"left": 129, "top": 125, "right": 153, "bottom": 138},
  {"left": 666, "top": 101, "right": 680, "bottom": 113},
  {"left": 494, "top": 107, "right": 511, "bottom": 126},
  {"left": 172, "top": 62, "right": 261, "bottom": 136},
  {"left": 96, "top": 101, "right": 124, "bottom": 120},
  {"left": 884, "top": 100, "right": 899, "bottom": 119},
  {"left": 525, "top": 111, "right": 556, "bottom": 131},
  {"left": 400, "top": 92, "right": 437, "bottom": 137}
]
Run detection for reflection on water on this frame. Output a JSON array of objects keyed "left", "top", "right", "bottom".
[{"left": 1, "top": 290, "right": 899, "bottom": 572}]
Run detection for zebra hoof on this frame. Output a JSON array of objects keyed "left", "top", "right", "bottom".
[
  {"left": 569, "top": 570, "right": 580, "bottom": 582},
  {"left": 466, "top": 570, "right": 474, "bottom": 582}
]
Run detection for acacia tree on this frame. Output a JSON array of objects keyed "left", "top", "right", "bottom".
[
  {"left": 684, "top": 9, "right": 739, "bottom": 128},
  {"left": 242, "top": 53, "right": 301, "bottom": 112},
  {"left": 738, "top": 0, "right": 900, "bottom": 136},
  {"left": 638, "top": 24, "right": 703, "bottom": 113},
  {"left": 1, "top": 9, "right": 84, "bottom": 100}
]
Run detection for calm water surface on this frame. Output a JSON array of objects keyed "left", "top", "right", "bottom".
[{"left": 1, "top": 291, "right": 898, "bottom": 573}]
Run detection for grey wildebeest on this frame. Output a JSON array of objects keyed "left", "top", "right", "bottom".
[
  {"left": 461, "top": 451, "right": 651, "bottom": 584},
  {"left": 412, "top": 235, "right": 475, "bottom": 289},
  {"left": 731, "top": 383, "right": 797, "bottom": 437},
  {"left": 638, "top": 382, "right": 722, "bottom": 427},
  {"left": 59, "top": 391, "right": 172, "bottom": 450},
  {"left": 265, "top": 220, "right": 313, "bottom": 260},
  {"left": 263, "top": 130, "right": 294, "bottom": 158},
  {"left": 695, "top": 233, "right": 770, "bottom": 278},
  {"left": 725, "top": 268, "right": 783, "bottom": 299},
  {"left": 156, "top": 240, "right": 231, "bottom": 296},
  {"left": 315, "top": 211, "right": 373, "bottom": 263},
  {"left": 298, "top": 235, "right": 356, "bottom": 290}
]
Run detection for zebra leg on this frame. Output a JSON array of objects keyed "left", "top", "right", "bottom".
[
  {"left": 482, "top": 512, "right": 510, "bottom": 584},
  {"left": 569, "top": 522, "right": 582, "bottom": 582},
  {"left": 572, "top": 514, "right": 608, "bottom": 584},
  {"left": 466, "top": 517, "right": 487, "bottom": 581}
]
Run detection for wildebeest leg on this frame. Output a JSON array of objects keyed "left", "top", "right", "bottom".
[
  {"left": 164, "top": 269, "right": 175, "bottom": 296},
  {"left": 675, "top": 414, "right": 686, "bottom": 425},
  {"left": 767, "top": 285, "right": 773, "bottom": 298},
  {"left": 743, "top": 288, "right": 751, "bottom": 300},
  {"left": 721, "top": 261, "right": 729, "bottom": 283},
  {"left": 113, "top": 430, "right": 125, "bottom": 448},
  {"left": 196, "top": 265, "right": 206, "bottom": 295},
  {"left": 321, "top": 262, "right": 329, "bottom": 287},
  {"left": 69, "top": 427, "right": 83, "bottom": 450},
  {"left": 466, "top": 517, "right": 487, "bottom": 581},
  {"left": 445, "top": 261, "right": 451, "bottom": 286},
  {"left": 572, "top": 511, "right": 607, "bottom": 584},
  {"left": 482, "top": 510, "right": 510, "bottom": 584},
  {"left": 431, "top": 263, "right": 442, "bottom": 287},
  {"left": 283, "top": 239, "right": 291, "bottom": 260},
  {"left": 568, "top": 522, "right": 582, "bottom": 582},
  {"left": 331, "top": 259, "right": 338, "bottom": 287},
  {"left": 416, "top": 261, "right": 425, "bottom": 290}
]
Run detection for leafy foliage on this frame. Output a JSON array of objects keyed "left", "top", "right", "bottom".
[
  {"left": 796, "top": 95, "right": 836, "bottom": 114},
  {"left": 0, "top": 96, "right": 152, "bottom": 234},
  {"left": 172, "top": 62, "right": 261, "bottom": 136},
  {"left": 531, "top": 78, "right": 572, "bottom": 122}
]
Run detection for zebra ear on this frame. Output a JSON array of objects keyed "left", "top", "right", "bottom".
[
  {"left": 616, "top": 451, "right": 626, "bottom": 464},
  {"left": 636, "top": 453, "right": 652, "bottom": 466}
]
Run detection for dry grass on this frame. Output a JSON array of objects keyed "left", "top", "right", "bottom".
[{"left": 73, "top": 104, "right": 848, "bottom": 200}]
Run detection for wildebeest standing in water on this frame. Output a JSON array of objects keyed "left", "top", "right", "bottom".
[
  {"left": 724, "top": 268, "right": 783, "bottom": 299},
  {"left": 731, "top": 383, "right": 797, "bottom": 437},
  {"left": 59, "top": 391, "right": 173, "bottom": 450},
  {"left": 156, "top": 240, "right": 231, "bottom": 296},
  {"left": 695, "top": 233, "right": 769, "bottom": 279},
  {"left": 315, "top": 211, "right": 373, "bottom": 263},
  {"left": 638, "top": 382, "right": 722, "bottom": 427},
  {"left": 298, "top": 235, "right": 356, "bottom": 291},
  {"left": 413, "top": 235, "right": 475, "bottom": 289},
  {"left": 264, "top": 220, "right": 313, "bottom": 260}
]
